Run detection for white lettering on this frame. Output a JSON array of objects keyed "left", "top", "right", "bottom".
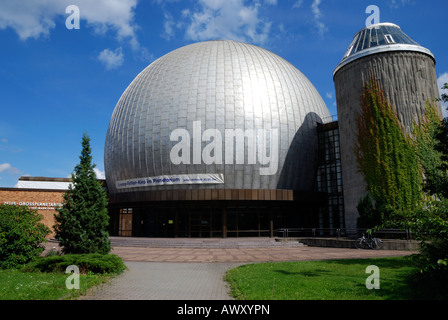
[
  {"left": 366, "top": 265, "right": 380, "bottom": 289},
  {"left": 225, "top": 128, "right": 256, "bottom": 165},
  {"left": 65, "top": 265, "right": 80, "bottom": 290},
  {"left": 365, "top": 5, "right": 380, "bottom": 28},
  {"left": 65, "top": 5, "right": 80, "bottom": 30},
  {"left": 221, "top": 304, "right": 269, "bottom": 315},
  {"left": 170, "top": 128, "right": 190, "bottom": 165},
  {"left": 202, "top": 128, "right": 222, "bottom": 165},
  {"left": 169, "top": 121, "right": 279, "bottom": 175},
  {"left": 193, "top": 121, "right": 202, "bottom": 164},
  {"left": 2, "top": 201, "right": 62, "bottom": 210},
  {"left": 177, "top": 304, "right": 211, "bottom": 318}
]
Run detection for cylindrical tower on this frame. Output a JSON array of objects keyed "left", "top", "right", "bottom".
[{"left": 333, "top": 22, "right": 441, "bottom": 234}]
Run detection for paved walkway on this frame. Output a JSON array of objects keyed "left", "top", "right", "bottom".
[
  {"left": 110, "top": 244, "right": 413, "bottom": 263},
  {"left": 77, "top": 238, "right": 415, "bottom": 300},
  {"left": 78, "top": 261, "right": 241, "bottom": 300}
]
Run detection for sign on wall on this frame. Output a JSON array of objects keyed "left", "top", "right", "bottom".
[
  {"left": 2, "top": 201, "right": 62, "bottom": 210},
  {"left": 116, "top": 174, "right": 225, "bottom": 190}
]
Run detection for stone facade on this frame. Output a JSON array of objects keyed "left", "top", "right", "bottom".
[{"left": 334, "top": 51, "right": 441, "bottom": 234}]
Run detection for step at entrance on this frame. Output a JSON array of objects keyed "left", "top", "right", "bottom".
[{"left": 110, "top": 237, "right": 306, "bottom": 249}]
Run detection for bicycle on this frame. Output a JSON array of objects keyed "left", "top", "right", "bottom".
[{"left": 355, "top": 234, "right": 383, "bottom": 250}]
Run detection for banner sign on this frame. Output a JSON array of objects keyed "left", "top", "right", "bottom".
[
  {"left": 116, "top": 174, "right": 224, "bottom": 189},
  {"left": 2, "top": 201, "right": 63, "bottom": 210}
]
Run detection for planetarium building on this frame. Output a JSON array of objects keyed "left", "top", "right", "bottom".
[
  {"left": 1, "top": 22, "right": 438, "bottom": 239},
  {"left": 104, "top": 40, "right": 334, "bottom": 238}
]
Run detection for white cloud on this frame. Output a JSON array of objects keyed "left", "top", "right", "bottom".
[
  {"left": 292, "top": 0, "right": 304, "bottom": 9},
  {"left": 181, "top": 0, "right": 276, "bottom": 44},
  {"left": 162, "top": 12, "right": 176, "bottom": 40},
  {"left": 78, "top": 0, "right": 140, "bottom": 50},
  {"left": 98, "top": 47, "right": 124, "bottom": 70},
  {"left": 387, "top": 0, "right": 415, "bottom": 9},
  {"left": 437, "top": 72, "right": 448, "bottom": 118},
  {"left": 94, "top": 168, "right": 106, "bottom": 179},
  {"left": 0, "top": 0, "right": 139, "bottom": 42},
  {"left": 311, "top": 0, "right": 327, "bottom": 36},
  {"left": 0, "top": 1, "right": 59, "bottom": 40},
  {"left": 0, "top": 0, "right": 144, "bottom": 67},
  {"left": 0, "top": 163, "right": 22, "bottom": 175}
]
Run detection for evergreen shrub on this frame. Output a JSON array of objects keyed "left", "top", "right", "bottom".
[
  {"left": 0, "top": 204, "right": 50, "bottom": 269},
  {"left": 54, "top": 132, "right": 111, "bottom": 254},
  {"left": 22, "top": 253, "right": 126, "bottom": 274}
]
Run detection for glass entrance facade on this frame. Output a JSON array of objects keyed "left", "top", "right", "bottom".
[{"left": 108, "top": 198, "right": 325, "bottom": 238}]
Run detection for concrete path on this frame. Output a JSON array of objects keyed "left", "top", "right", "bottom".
[
  {"left": 77, "top": 238, "right": 415, "bottom": 300},
  {"left": 110, "top": 244, "right": 413, "bottom": 263},
  {"left": 78, "top": 261, "right": 242, "bottom": 300}
]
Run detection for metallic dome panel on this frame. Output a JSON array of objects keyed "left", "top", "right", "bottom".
[{"left": 105, "top": 40, "right": 330, "bottom": 194}]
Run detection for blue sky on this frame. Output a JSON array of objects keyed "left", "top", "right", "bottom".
[{"left": 0, "top": 0, "right": 447, "bottom": 187}]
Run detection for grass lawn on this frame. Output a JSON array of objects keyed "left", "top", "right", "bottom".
[
  {"left": 0, "top": 269, "right": 115, "bottom": 300},
  {"left": 225, "top": 256, "right": 437, "bottom": 300}
]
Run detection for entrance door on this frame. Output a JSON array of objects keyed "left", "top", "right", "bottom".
[
  {"left": 189, "top": 213, "right": 211, "bottom": 237},
  {"left": 155, "top": 207, "right": 176, "bottom": 237},
  {"left": 226, "top": 206, "right": 270, "bottom": 237},
  {"left": 119, "top": 208, "right": 133, "bottom": 236},
  {"left": 189, "top": 207, "right": 211, "bottom": 238}
]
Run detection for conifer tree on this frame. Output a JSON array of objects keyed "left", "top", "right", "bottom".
[{"left": 54, "top": 132, "right": 111, "bottom": 254}]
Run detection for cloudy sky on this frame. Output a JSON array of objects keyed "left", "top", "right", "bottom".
[{"left": 0, "top": 0, "right": 447, "bottom": 187}]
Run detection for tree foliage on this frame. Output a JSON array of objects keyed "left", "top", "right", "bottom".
[
  {"left": 441, "top": 83, "right": 448, "bottom": 104},
  {"left": 357, "top": 80, "right": 448, "bottom": 287},
  {"left": 356, "top": 195, "right": 382, "bottom": 229},
  {"left": 54, "top": 132, "right": 111, "bottom": 254},
  {"left": 438, "top": 83, "right": 448, "bottom": 172},
  {"left": 356, "top": 77, "right": 423, "bottom": 216},
  {"left": 412, "top": 103, "right": 448, "bottom": 198},
  {"left": 0, "top": 204, "right": 51, "bottom": 269}
]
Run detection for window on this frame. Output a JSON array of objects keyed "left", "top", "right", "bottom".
[
  {"left": 385, "top": 34, "right": 395, "bottom": 44},
  {"left": 344, "top": 45, "right": 354, "bottom": 58}
]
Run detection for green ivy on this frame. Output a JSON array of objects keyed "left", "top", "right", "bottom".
[
  {"left": 412, "top": 103, "right": 448, "bottom": 198},
  {"left": 356, "top": 77, "right": 423, "bottom": 215}
]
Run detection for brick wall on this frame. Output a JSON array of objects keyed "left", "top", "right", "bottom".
[{"left": 0, "top": 188, "right": 66, "bottom": 237}]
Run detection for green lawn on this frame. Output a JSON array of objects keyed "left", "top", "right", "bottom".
[
  {"left": 0, "top": 269, "right": 113, "bottom": 300},
  {"left": 225, "top": 257, "right": 434, "bottom": 300}
]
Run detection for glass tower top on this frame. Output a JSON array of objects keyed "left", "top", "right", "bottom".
[{"left": 334, "top": 23, "right": 435, "bottom": 76}]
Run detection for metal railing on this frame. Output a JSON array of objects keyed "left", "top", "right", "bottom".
[
  {"left": 356, "top": 228, "right": 413, "bottom": 240},
  {"left": 275, "top": 227, "right": 413, "bottom": 240}
]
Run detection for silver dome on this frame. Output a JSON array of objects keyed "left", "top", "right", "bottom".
[{"left": 105, "top": 40, "right": 330, "bottom": 194}]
